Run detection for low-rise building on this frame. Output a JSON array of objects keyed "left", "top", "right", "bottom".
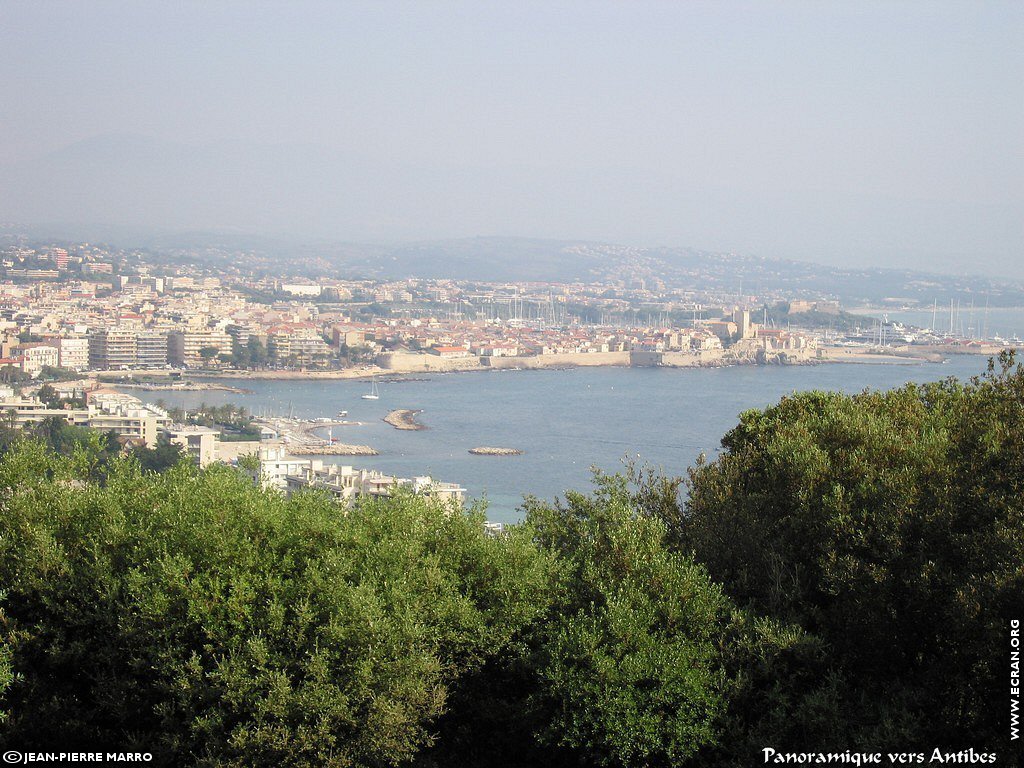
[
  {"left": 166, "top": 426, "right": 221, "bottom": 467},
  {"left": 0, "top": 397, "right": 90, "bottom": 428},
  {"left": 428, "top": 345, "right": 470, "bottom": 358},
  {"left": 20, "top": 343, "right": 59, "bottom": 376},
  {"left": 86, "top": 394, "right": 172, "bottom": 448},
  {"left": 248, "top": 444, "right": 316, "bottom": 489},
  {"left": 284, "top": 461, "right": 465, "bottom": 504}
]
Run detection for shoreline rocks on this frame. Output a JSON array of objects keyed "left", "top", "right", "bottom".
[
  {"left": 288, "top": 444, "right": 379, "bottom": 456},
  {"left": 469, "top": 447, "right": 524, "bottom": 456},
  {"left": 384, "top": 409, "right": 426, "bottom": 430}
]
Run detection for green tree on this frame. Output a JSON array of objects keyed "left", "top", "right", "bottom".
[
  {"left": 0, "top": 366, "right": 30, "bottom": 386},
  {"left": 230, "top": 340, "right": 249, "bottom": 368},
  {"left": 39, "top": 365, "right": 81, "bottom": 382},
  {"left": 524, "top": 477, "right": 731, "bottom": 767},
  {"left": 0, "top": 442, "right": 549, "bottom": 765},
  {"left": 131, "top": 436, "right": 184, "bottom": 473},
  {"left": 663, "top": 351, "right": 1024, "bottom": 755},
  {"left": 198, "top": 346, "right": 220, "bottom": 363},
  {"left": 36, "top": 383, "right": 60, "bottom": 407},
  {"left": 247, "top": 337, "right": 268, "bottom": 369},
  {"left": 427, "top": 476, "right": 735, "bottom": 768}
]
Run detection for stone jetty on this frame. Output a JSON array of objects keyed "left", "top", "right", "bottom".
[{"left": 384, "top": 409, "right": 426, "bottom": 430}]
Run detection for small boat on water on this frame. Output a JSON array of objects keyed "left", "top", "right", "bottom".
[
  {"left": 337, "top": 409, "right": 348, "bottom": 417},
  {"left": 361, "top": 380, "right": 380, "bottom": 400}
]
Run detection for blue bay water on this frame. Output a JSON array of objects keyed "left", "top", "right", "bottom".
[{"left": 151, "top": 355, "right": 992, "bottom": 521}]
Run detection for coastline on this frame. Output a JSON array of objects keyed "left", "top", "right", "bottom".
[{"left": 100, "top": 344, "right": 1014, "bottom": 386}]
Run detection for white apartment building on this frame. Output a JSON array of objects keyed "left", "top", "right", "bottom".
[
  {"left": 249, "top": 444, "right": 315, "bottom": 489},
  {"left": 57, "top": 337, "right": 90, "bottom": 371},
  {"left": 0, "top": 398, "right": 90, "bottom": 428},
  {"left": 167, "top": 328, "right": 231, "bottom": 367},
  {"left": 284, "top": 460, "right": 465, "bottom": 504},
  {"left": 136, "top": 330, "right": 169, "bottom": 368},
  {"left": 166, "top": 426, "right": 221, "bottom": 467},
  {"left": 89, "top": 326, "right": 138, "bottom": 370},
  {"left": 20, "top": 344, "right": 59, "bottom": 376},
  {"left": 86, "top": 393, "right": 172, "bottom": 447},
  {"left": 0, "top": 393, "right": 170, "bottom": 448}
]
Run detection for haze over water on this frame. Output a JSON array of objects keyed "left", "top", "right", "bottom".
[{"left": 149, "top": 356, "right": 992, "bottom": 521}]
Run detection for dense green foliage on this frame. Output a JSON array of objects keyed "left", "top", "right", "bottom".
[
  {"left": 158, "top": 400, "right": 261, "bottom": 441},
  {"left": 0, "top": 365, "right": 31, "bottom": 386},
  {"left": 38, "top": 365, "right": 84, "bottom": 382},
  {"left": 524, "top": 480, "right": 731, "bottom": 766},
  {"left": 0, "top": 417, "right": 121, "bottom": 464},
  {"left": 0, "top": 446, "right": 548, "bottom": 765},
  {"left": 229, "top": 336, "right": 270, "bottom": 369},
  {"left": 645, "top": 351, "right": 1024, "bottom": 758},
  {"left": 0, "top": 354, "right": 1020, "bottom": 765}
]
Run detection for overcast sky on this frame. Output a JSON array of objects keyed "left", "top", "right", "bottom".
[{"left": 1, "top": 1, "right": 1021, "bottom": 276}]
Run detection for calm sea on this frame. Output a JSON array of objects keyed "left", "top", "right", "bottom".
[{"left": 150, "top": 355, "right": 994, "bottom": 521}]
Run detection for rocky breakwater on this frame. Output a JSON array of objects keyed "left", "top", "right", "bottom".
[
  {"left": 384, "top": 409, "right": 426, "bottom": 430},
  {"left": 288, "top": 444, "right": 379, "bottom": 456},
  {"left": 468, "top": 447, "right": 524, "bottom": 456}
]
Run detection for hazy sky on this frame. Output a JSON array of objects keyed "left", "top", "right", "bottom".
[{"left": 1, "top": 1, "right": 1022, "bottom": 276}]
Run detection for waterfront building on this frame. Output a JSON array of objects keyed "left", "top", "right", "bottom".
[
  {"left": 248, "top": 444, "right": 318, "bottom": 489},
  {"left": 85, "top": 393, "right": 172, "bottom": 448},
  {"left": 247, "top": 445, "right": 465, "bottom": 504},
  {"left": 56, "top": 336, "right": 90, "bottom": 371},
  {"left": 136, "top": 330, "right": 169, "bottom": 368},
  {"left": 707, "top": 321, "right": 739, "bottom": 344},
  {"left": 89, "top": 326, "right": 138, "bottom": 370},
  {"left": 284, "top": 461, "right": 466, "bottom": 505},
  {"left": 167, "top": 328, "right": 231, "bottom": 367},
  {"left": 0, "top": 397, "right": 90, "bottom": 428},
  {"left": 266, "top": 324, "right": 332, "bottom": 365},
  {"left": 0, "top": 392, "right": 170, "bottom": 447},
  {"left": 732, "top": 308, "right": 755, "bottom": 339},
  {"left": 226, "top": 323, "right": 256, "bottom": 348},
  {"left": 428, "top": 345, "right": 471, "bottom": 358}
]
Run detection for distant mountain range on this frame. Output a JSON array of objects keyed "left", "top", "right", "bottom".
[
  {"left": 40, "top": 229, "right": 1018, "bottom": 308},
  {"left": 1, "top": 132, "right": 1022, "bottom": 306},
  {"left": 2, "top": 131, "right": 1021, "bottom": 283}
]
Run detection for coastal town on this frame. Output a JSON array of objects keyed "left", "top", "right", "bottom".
[
  {"left": 0, "top": 235, "right": 1015, "bottom": 508},
  {"left": 0, "top": 237, "right": 1012, "bottom": 381}
]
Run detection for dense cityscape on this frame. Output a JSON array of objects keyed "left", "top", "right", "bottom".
[{"left": 0, "top": 233, "right": 1014, "bottom": 507}]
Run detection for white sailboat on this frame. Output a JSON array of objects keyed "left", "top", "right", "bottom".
[{"left": 361, "top": 379, "right": 380, "bottom": 400}]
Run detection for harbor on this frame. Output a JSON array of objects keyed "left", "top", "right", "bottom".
[
  {"left": 255, "top": 415, "right": 379, "bottom": 456},
  {"left": 131, "top": 355, "right": 997, "bottom": 522}
]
